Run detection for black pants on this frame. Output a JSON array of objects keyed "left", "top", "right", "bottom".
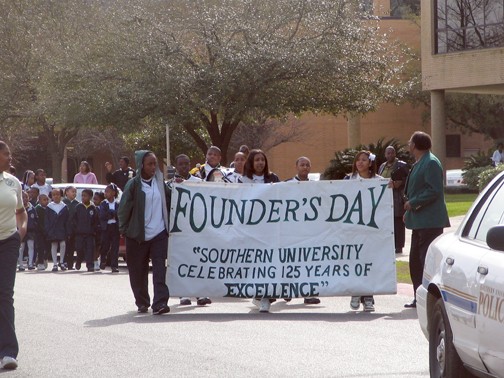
[
  {"left": 35, "top": 233, "right": 50, "bottom": 265},
  {"left": 410, "top": 228, "right": 444, "bottom": 298},
  {"left": 65, "top": 234, "right": 76, "bottom": 268},
  {"left": 76, "top": 234, "right": 95, "bottom": 269},
  {"left": 100, "top": 223, "right": 119, "bottom": 269},
  {"left": 394, "top": 216, "right": 406, "bottom": 251},
  {"left": 126, "top": 231, "right": 169, "bottom": 311},
  {"left": 0, "top": 232, "right": 20, "bottom": 359}
]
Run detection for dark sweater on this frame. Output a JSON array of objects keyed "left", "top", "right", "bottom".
[
  {"left": 35, "top": 205, "right": 46, "bottom": 235},
  {"left": 45, "top": 204, "right": 69, "bottom": 241},
  {"left": 25, "top": 204, "right": 38, "bottom": 240},
  {"left": 99, "top": 200, "right": 120, "bottom": 231},
  {"left": 73, "top": 203, "right": 99, "bottom": 236}
]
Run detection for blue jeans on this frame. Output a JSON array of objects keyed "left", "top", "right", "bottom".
[
  {"left": 0, "top": 232, "right": 20, "bottom": 359},
  {"left": 126, "top": 231, "right": 169, "bottom": 311}
]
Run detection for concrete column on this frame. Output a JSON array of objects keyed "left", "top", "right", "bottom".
[
  {"left": 430, "top": 90, "right": 446, "bottom": 172},
  {"left": 347, "top": 113, "right": 361, "bottom": 148}
]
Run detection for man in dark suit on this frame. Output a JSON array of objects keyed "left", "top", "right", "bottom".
[
  {"left": 378, "top": 146, "right": 409, "bottom": 254},
  {"left": 403, "top": 132, "right": 450, "bottom": 308}
]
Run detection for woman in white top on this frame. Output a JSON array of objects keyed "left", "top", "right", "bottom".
[
  {"left": 238, "top": 149, "right": 279, "bottom": 313},
  {"left": 344, "top": 150, "right": 382, "bottom": 312}
]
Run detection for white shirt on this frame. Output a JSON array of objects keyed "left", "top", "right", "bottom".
[
  {"left": 239, "top": 174, "right": 264, "bottom": 184},
  {"left": 107, "top": 200, "right": 116, "bottom": 224},
  {"left": 32, "top": 182, "right": 52, "bottom": 196},
  {"left": 492, "top": 150, "right": 504, "bottom": 165},
  {"left": 141, "top": 178, "right": 165, "bottom": 241},
  {"left": 0, "top": 172, "right": 23, "bottom": 241}
]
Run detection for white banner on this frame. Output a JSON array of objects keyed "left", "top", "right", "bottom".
[{"left": 167, "top": 180, "right": 396, "bottom": 298}]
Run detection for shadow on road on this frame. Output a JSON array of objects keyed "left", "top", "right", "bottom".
[{"left": 84, "top": 304, "right": 418, "bottom": 328}]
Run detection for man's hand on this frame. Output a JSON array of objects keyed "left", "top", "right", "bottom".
[
  {"left": 404, "top": 201, "right": 412, "bottom": 211},
  {"left": 105, "top": 161, "right": 113, "bottom": 172}
]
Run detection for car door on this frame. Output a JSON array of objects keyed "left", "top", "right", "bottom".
[
  {"left": 477, "top": 248, "right": 504, "bottom": 377},
  {"left": 462, "top": 176, "right": 504, "bottom": 377},
  {"left": 468, "top": 179, "right": 504, "bottom": 377}
]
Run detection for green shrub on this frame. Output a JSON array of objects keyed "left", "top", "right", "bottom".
[
  {"left": 463, "top": 150, "right": 493, "bottom": 170},
  {"left": 462, "top": 167, "right": 488, "bottom": 191},
  {"left": 322, "top": 138, "right": 412, "bottom": 180},
  {"left": 478, "top": 165, "right": 504, "bottom": 191}
]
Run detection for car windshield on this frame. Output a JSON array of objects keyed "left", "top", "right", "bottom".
[{"left": 466, "top": 178, "right": 504, "bottom": 243}]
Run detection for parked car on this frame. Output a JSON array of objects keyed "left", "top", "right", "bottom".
[
  {"left": 417, "top": 171, "right": 504, "bottom": 377},
  {"left": 52, "top": 183, "right": 126, "bottom": 261},
  {"left": 446, "top": 169, "right": 466, "bottom": 187}
]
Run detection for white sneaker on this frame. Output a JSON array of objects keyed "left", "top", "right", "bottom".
[
  {"left": 94, "top": 261, "right": 100, "bottom": 270},
  {"left": 350, "top": 296, "right": 361, "bottom": 310},
  {"left": 259, "top": 298, "right": 271, "bottom": 313},
  {"left": 363, "top": 297, "right": 375, "bottom": 312},
  {"left": 37, "top": 264, "right": 46, "bottom": 271},
  {"left": 1, "top": 356, "right": 18, "bottom": 370}
]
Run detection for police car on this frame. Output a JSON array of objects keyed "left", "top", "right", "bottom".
[{"left": 417, "top": 171, "right": 504, "bottom": 378}]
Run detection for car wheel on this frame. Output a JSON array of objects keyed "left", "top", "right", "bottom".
[{"left": 429, "top": 297, "right": 473, "bottom": 378}]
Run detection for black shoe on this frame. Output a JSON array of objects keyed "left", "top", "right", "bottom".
[
  {"left": 99, "top": 263, "right": 106, "bottom": 270},
  {"left": 153, "top": 305, "right": 170, "bottom": 315},
  {"left": 75, "top": 262, "right": 81, "bottom": 270},
  {"left": 404, "top": 299, "right": 417, "bottom": 308},
  {"left": 59, "top": 263, "right": 67, "bottom": 271},
  {"left": 197, "top": 297, "right": 211, "bottom": 306},
  {"left": 284, "top": 298, "right": 292, "bottom": 302},
  {"left": 137, "top": 306, "right": 149, "bottom": 313},
  {"left": 395, "top": 248, "right": 403, "bottom": 254},
  {"left": 87, "top": 268, "right": 95, "bottom": 272},
  {"left": 179, "top": 298, "right": 191, "bottom": 306},
  {"left": 304, "top": 297, "right": 321, "bottom": 305},
  {"left": 111, "top": 268, "right": 119, "bottom": 273}
]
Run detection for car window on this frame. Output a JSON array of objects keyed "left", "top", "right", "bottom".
[{"left": 466, "top": 180, "right": 504, "bottom": 243}]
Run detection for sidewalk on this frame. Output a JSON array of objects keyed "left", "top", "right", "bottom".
[{"left": 396, "top": 215, "right": 466, "bottom": 262}]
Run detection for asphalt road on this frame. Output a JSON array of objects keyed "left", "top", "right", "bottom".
[{"left": 7, "top": 269, "right": 428, "bottom": 378}]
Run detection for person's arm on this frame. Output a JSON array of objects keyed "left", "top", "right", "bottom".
[
  {"left": 16, "top": 208, "right": 28, "bottom": 240},
  {"left": 90, "top": 173, "right": 98, "bottom": 185},
  {"left": 118, "top": 180, "right": 135, "bottom": 235}
]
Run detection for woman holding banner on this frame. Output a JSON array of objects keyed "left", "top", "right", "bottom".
[
  {"left": 118, "top": 150, "right": 171, "bottom": 315},
  {"left": 344, "top": 150, "right": 382, "bottom": 312},
  {"left": 239, "top": 149, "right": 280, "bottom": 312}
]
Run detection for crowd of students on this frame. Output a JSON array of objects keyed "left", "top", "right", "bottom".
[
  {"left": 15, "top": 144, "right": 396, "bottom": 314},
  {"left": 16, "top": 167, "right": 121, "bottom": 273}
]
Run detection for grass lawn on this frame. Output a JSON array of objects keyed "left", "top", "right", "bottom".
[
  {"left": 445, "top": 193, "right": 478, "bottom": 217},
  {"left": 396, "top": 260, "right": 412, "bottom": 284}
]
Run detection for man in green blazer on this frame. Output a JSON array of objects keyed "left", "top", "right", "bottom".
[{"left": 403, "top": 131, "right": 450, "bottom": 308}]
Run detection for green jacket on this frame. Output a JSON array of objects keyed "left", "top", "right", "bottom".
[
  {"left": 404, "top": 151, "right": 450, "bottom": 230},
  {"left": 118, "top": 150, "right": 171, "bottom": 242}
]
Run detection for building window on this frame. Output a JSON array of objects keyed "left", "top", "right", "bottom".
[
  {"left": 446, "top": 134, "right": 461, "bottom": 157},
  {"left": 435, "top": 0, "right": 504, "bottom": 53},
  {"left": 390, "top": 0, "right": 421, "bottom": 18}
]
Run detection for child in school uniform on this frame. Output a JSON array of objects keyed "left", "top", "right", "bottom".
[
  {"left": 73, "top": 189, "right": 99, "bottom": 272},
  {"left": 99, "top": 184, "right": 120, "bottom": 273},
  {"left": 45, "top": 188, "right": 69, "bottom": 272},
  {"left": 35, "top": 194, "right": 50, "bottom": 270},
  {"left": 63, "top": 186, "right": 79, "bottom": 270},
  {"left": 18, "top": 192, "right": 38, "bottom": 271},
  {"left": 93, "top": 192, "right": 105, "bottom": 270}
]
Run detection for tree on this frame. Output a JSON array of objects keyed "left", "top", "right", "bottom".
[
  {"left": 0, "top": 0, "right": 105, "bottom": 180},
  {"left": 445, "top": 93, "right": 504, "bottom": 141},
  {"left": 70, "top": 0, "right": 412, "bottom": 164}
]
